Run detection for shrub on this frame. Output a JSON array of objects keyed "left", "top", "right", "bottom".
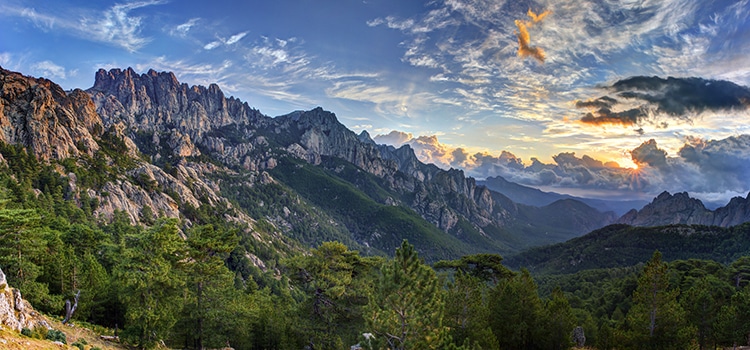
[
  {"left": 21, "top": 328, "right": 32, "bottom": 337},
  {"left": 71, "top": 341, "right": 85, "bottom": 350},
  {"left": 46, "top": 328, "right": 67, "bottom": 344}
]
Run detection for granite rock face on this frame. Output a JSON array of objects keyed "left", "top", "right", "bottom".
[
  {"left": 0, "top": 267, "right": 50, "bottom": 332},
  {"left": 617, "top": 191, "right": 750, "bottom": 227},
  {"left": 89, "top": 69, "right": 520, "bottom": 236},
  {"left": 0, "top": 68, "right": 102, "bottom": 160}
]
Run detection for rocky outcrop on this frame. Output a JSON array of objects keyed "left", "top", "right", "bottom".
[
  {"left": 87, "top": 67, "right": 265, "bottom": 148},
  {"left": 617, "top": 191, "right": 750, "bottom": 227},
  {"left": 0, "top": 68, "right": 102, "bottom": 160},
  {"left": 0, "top": 267, "right": 50, "bottom": 332}
]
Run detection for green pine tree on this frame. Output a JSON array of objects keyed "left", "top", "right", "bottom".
[
  {"left": 489, "top": 269, "right": 545, "bottom": 350},
  {"left": 622, "top": 251, "right": 692, "bottom": 350},
  {"left": 114, "top": 218, "right": 187, "bottom": 349},
  {"left": 364, "top": 240, "right": 448, "bottom": 350},
  {"left": 545, "top": 287, "right": 577, "bottom": 350},
  {"left": 286, "top": 241, "right": 377, "bottom": 349}
]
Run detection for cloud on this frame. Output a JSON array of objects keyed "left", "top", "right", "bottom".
[
  {"left": 80, "top": 0, "right": 167, "bottom": 52},
  {"left": 576, "top": 76, "right": 750, "bottom": 126},
  {"left": 203, "top": 31, "right": 249, "bottom": 50},
  {"left": 631, "top": 139, "right": 668, "bottom": 168},
  {"left": 226, "top": 31, "right": 248, "bottom": 45},
  {"left": 203, "top": 41, "right": 222, "bottom": 50},
  {"left": 373, "top": 130, "right": 750, "bottom": 204},
  {"left": 3, "top": 0, "right": 166, "bottom": 52},
  {"left": 30, "top": 60, "right": 71, "bottom": 79},
  {"left": 374, "top": 130, "right": 413, "bottom": 146},
  {"left": 515, "top": 8, "right": 550, "bottom": 63},
  {"left": 170, "top": 17, "right": 199, "bottom": 37}
]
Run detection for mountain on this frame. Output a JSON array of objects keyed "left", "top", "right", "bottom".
[
  {"left": 504, "top": 223, "right": 750, "bottom": 274},
  {"left": 479, "top": 175, "right": 648, "bottom": 216},
  {"left": 617, "top": 191, "right": 750, "bottom": 227},
  {"left": 1, "top": 67, "right": 617, "bottom": 261}
]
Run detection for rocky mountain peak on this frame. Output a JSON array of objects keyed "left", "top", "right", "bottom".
[
  {"left": 0, "top": 67, "right": 102, "bottom": 160},
  {"left": 617, "top": 191, "right": 750, "bottom": 227}
]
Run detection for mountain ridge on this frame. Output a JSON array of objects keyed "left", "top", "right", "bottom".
[
  {"left": 2, "top": 66, "right": 620, "bottom": 260},
  {"left": 617, "top": 191, "right": 750, "bottom": 227}
]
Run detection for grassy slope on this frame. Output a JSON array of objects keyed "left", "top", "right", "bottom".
[{"left": 0, "top": 318, "right": 126, "bottom": 350}]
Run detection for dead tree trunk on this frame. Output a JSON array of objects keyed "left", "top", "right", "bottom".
[{"left": 62, "top": 290, "right": 80, "bottom": 324}]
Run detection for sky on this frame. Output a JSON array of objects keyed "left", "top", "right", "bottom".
[{"left": 1, "top": 0, "right": 750, "bottom": 206}]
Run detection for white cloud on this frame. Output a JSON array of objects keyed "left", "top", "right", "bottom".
[
  {"left": 3, "top": 0, "right": 166, "bottom": 52},
  {"left": 80, "top": 0, "right": 167, "bottom": 52},
  {"left": 226, "top": 31, "right": 248, "bottom": 45},
  {"left": 30, "top": 60, "right": 68, "bottom": 79},
  {"left": 0, "top": 52, "right": 12, "bottom": 67},
  {"left": 203, "top": 31, "right": 250, "bottom": 50},
  {"left": 203, "top": 41, "right": 221, "bottom": 50},
  {"left": 170, "top": 17, "right": 200, "bottom": 37},
  {"left": 375, "top": 130, "right": 750, "bottom": 204}
]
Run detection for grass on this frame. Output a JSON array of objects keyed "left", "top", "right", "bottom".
[{"left": 0, "top": 317, "right": 129, "bottom": 350}]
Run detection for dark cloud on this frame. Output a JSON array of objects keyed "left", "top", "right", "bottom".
[
  {"left": 630, "top": 139, "right": 667, "bottom": 168},
  {"left": 614, "top": 76, "right": 750, "bottom": 116},
  {"left": 575, "top": 76, "right": 750, "bottom": 126},
  {"left": 580, "top": 107, "right": 643, "bottom": 126},
  {"left": 575, "top": 96, "right": 617, "bottom": 109}
]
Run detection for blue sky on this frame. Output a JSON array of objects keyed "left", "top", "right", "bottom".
[{"left": 2, "top": 0, "right": 750, "bottom": 205}]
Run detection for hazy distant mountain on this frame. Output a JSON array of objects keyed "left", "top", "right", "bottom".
[{"left": 479, "top": 175, "right": 647, "bottom": 216}]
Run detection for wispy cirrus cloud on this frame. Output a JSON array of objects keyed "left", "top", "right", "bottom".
[
  {"left": 203, "top": 31, "right": 249, "bottom": 50},
  {"left": 1, "top": 0, "right": 166, "bottom": 52},
  {"left": 367, "top": 0, "right": 749, "bottom": 140},
  {"left": 169, "top": 17, "right": 200, "bottom": 37}
]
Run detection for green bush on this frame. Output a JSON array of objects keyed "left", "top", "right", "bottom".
[
  {"left": 46, "top": 328, "right": 67, "bottom": 344},
  {"left": 77, "top": 337, "right": 88, "bottom": 345},
  {"left": 31, "top": 326, "right": 48, "bottom": 340},
  {"left": 71, "top": 341, "right": 85, "bottom": 350},
  {"left": 20, "top": 327, "right": 32, "bottom": 337}
]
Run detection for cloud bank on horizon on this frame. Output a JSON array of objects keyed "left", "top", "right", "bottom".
[
  {"left": 374, "top": 130, "right": 750, "bottom": 205},
  {"left": 1, "top": 0, "right": 750, "bottom": 204}
]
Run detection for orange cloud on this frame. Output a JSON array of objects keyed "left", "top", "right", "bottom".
[
  {"left": 515, "top": 8, "right": 550, "bottom": 63},
  {"left": 527, "top": 8, "right": 551, "bottom": 24}
]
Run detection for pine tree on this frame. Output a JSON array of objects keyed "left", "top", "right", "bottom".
[
  {"left": 287, "top": 241, "right": 376, "bottom": 349},
  {"left": 488, "top": 269, "right": 545, "bottom": 350},
  {"left": 682, "top": 275, "right": 726, "bottom": 349},
  {"left": 623, "top": 251, "right": 692, "bottom": 350},
  {"left": 364, "top": 240, "right": 448, "bottom": 350},
  {"left": 180, "top": 224, "right": 239, "bottom": 349},
  {"left": 0, "top": 206, "right": 45, "bottom": 287},
  {"left": 714, "top": 286, "right": 750, "bottom": 349},
  {"left": 545, "top": 287, "right": 576, "bottom": 350},
  {"left": 114, "top": 218, "right": 187, "bottom": 349},
  {"left": 443, "top": 270, "right": 498, "bottom": 349}
]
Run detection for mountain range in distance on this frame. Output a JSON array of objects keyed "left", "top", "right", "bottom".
[
  {"left": 3, "top": 66, "right": 750, "bottom": 263},
  {"left": 478, "top": 176, "right": 648, "bottom": 216}
]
